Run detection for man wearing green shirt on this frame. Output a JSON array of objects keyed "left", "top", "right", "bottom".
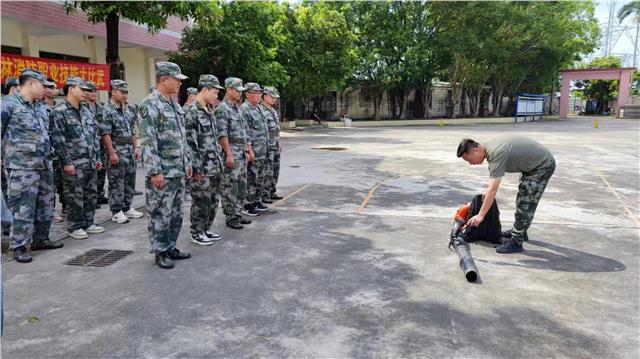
[{"left": 457, "top": 136, "right": 556, "bottom": 253}]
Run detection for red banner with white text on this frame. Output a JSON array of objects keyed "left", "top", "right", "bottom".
[{"left": 1, "top": 54, "right": 110, "bottom": 90}]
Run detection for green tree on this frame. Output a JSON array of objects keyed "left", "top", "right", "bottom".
[
  {"left": 64, "top": 1, "right": 221, "bottom": 80},
  {"left": 168, "top": 2, "right": 288, "bottom": 90},
  {"left": 278, "top": 1, "right": 356, "bottom": 117}
]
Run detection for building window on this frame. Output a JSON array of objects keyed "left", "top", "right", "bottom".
[
  {"left": 359, "top": 87, "right": 372, "bottom": 108},
  {"left": 1, "top": 46, "right": 22, "bottom": 55},
  {"left": 39, "top": 51, "right": 89, "bottom": 63}
]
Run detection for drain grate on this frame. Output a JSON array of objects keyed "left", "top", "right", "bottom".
[
  {"left": 312, "top": 146, "right": 347, "bottom": 151},
  {"left": 64, "top": 249, "right": 133, "bottom": 267}
]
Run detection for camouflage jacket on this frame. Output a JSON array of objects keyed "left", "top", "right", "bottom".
[
  {"left": 50, "top": 100, "right": 101, "bottom": 168},
  {"left": 185, "top": 100, "right": 223, "bottom": 176},
  {"left": 137, "top": 91, "right": 191, "bottom": 178},
  {"left": 240, "top": 100, "right": 268, "bottom": 160},
  {"left": 214, "top": 98, "right": 247, "bottom": 158},
  {"left": 86, "top": 102, "right": 104, "bottom": 127},
  {"left": 100, "top": 100, "right": 136, "bottom": 151},
  {"left": 261, "top": 104, "right": 280, "bottom": 150},
  {"left": 1, "top": 94, "right": 53, "bottom": 170}
]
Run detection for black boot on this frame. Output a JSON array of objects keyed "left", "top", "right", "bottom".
[
  {"left": 167, "top": 248, "right": 191, "bottom": 260},
  {"left": 262, "top": 197, "right": 273, "bottom": 204},
  {"left": 31, "top": 240, "right": 64, "bottom": 251},
  {"left": 13, "top": 246, "right": 32, "bottom": 263},
  {"left": 271, "top": 194, "right": 283, "bottom": 200},
  {"left": 155, "top": 252, "right": 174, "bottom": 269},
  {"left": 238, "top": 215, "right": 252, "bottom": 225}
]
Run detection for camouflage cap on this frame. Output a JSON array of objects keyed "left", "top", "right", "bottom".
[
  {"left": 186, "top": 87, "right": 198, "bottom": 95},
  {"left": 110, "top": 79, "right": 129, "bottom": 92},
  {"left": 224, "top": 77, "right": 247, "bottom": 92},
  {"left": 245, "top": 82, "right": 262, "bottom": 93},
  {"left": 198, "top": 74, "right": 224, "bottom": 90},
  {"left": 263, "top": 86, "right": 280, "bottom": 99},
  {"left": 65, "top": 76, "right": 91, "bottom": 90},
  {"left": 84, "top": 80, "right": 97, "bottom": 91},
  {"left": 155, "top": 61, "right": 188, "bottom": 80},
  {"left": 20, "top": 69, "right": 54, "bottom": 87}
]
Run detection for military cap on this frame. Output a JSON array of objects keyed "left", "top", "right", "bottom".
[
  {"left": 198, "top": 74, "right": 224, "bottom": 90},
  {"left": 64, "top": 76, "right": 91, "bottom": 90},
  {"left": 245, "top": 82, "right": 262, "bottom": 93},
  {"left": 263, "top": 86, "right": 280, "bottom": 99},
  {"left": 155, "top": 61, "right": 188, "bottom": 80},
  {"left": 110, "top": 79, "right": 129, "bottom": 92},
  {"left": 186, "top": 87, "right": 198, "bottom": 95},
  {"left": 84, "top": 81, "right": 97, "bottom": 91},
  {"left": 20, "top": 69, "right": 54, "bottom": 87},
  {"left": 224, "top": 77, "right": 247, "bottom": 92},
  {"left": 5, "top": 77, "right": 19, "bottom": 88}
]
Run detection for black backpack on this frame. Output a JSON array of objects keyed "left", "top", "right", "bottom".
[{"left": 462, "top": 194, "right": 502, "bottom": 244}]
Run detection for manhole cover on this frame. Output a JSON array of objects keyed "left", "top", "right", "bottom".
[
  {"left": 312, "top": 146, "right": 347, "bottom": 151},
  {"left": 64, "top": 249, "right": 133, "bottom": 267}
]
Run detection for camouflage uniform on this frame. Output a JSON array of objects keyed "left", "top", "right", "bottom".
[
  {"left": 185, "top": 89, "right": 224, "bottom": 234},
  {"left": 101, "top": 97, "right": 137, "bottom": 214},
  {"left": 138, "top": 86, "right": 191, "bottom": 254},
  {"left": 1, "top": 81, "right": 55, "bottom": 249},
  {"left": 215, "top": 95, "right": 248, "bottom": 222},
  {"left": 261, "top": 88, "right": 281, "bottom": 199},
  {"left": 511, "top": 161, "right": 556, "bottom": 243},
  {"left": 1, "top": 92, "right": 20, "bottom": 197},
  {"left": 87, "top": 100, "right": 108, "bottom": 200},
  {"left": 51, "top": 93, "right": 101, "bottom": 232},
  {"left": 183, "top": 87, "right": 198, "bottom": 113},
  {"left": 241, "top": 94, "right": 269, "bottom": 207},
  {"left": 39, "top": 98, "right": 65, "bottom": 214}
]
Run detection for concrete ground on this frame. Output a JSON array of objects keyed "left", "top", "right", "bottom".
[{"left": 2, "top": 117, "right": 639, "bottom": 359}]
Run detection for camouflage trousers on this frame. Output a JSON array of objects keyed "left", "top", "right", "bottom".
[
  {"left": 221, "top": 152, "right": 247, "bottom": 221},
  {"left": 188, "top": 174, "right": 221, "bottom": 233},
  {"left": 268, "top": 150, "right": 281, "bottom": 196},
  {"left": 6, "top": 168, "right": 54, "bottom": 249},
  {"left": 1, "top": 164, "right": 7, "bottom": 197},
  {"left": 247, "top": 158, "right": 267, "bottom": 205},
  {"left": 108, "top": 147, "right": 136, "bottom": 214},
  {"left": 146, "top": 176, "right": 185, "bottom": 253},
  {"left": 63, "top": 167, "right": 97, "bottom": 232},
  {"left": 263, "top": 150, "right": 275, "bottom": 200},
  {"left": 97, "top": 144, "right": 107, "bottom": 197},
  {"left": 53, "top": 160, "right": 65, "bottom": 211},
  {"left": 512, "top": 160, "right": 556, "bottom": 243}
]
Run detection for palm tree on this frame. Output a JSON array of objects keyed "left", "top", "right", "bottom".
[{"left": 618, "top": 1, "right": 640, "bottom": 67}]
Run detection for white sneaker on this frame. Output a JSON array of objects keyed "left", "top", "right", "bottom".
[
  {"left": 111, "top": 211, "right": 130, "bottom": 224},
  {"left": 123, "top": 208, "right": 144, "bottom": 219},
  {"left": 68, "top": 229, "right": 89, "bottom": 239},
  {"left": 85, "top": 225, "right": 105, "bottom": 234}
]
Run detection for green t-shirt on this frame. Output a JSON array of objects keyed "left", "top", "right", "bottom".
[{"left": 485, "top": 136, "right": 554, "bottom": 178}]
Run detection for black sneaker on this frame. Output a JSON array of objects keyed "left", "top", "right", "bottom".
[
  {"left": 167, "top": 248, "right": 191, "bottom": 260},
  {"left": 496, "top": 239, "right": 523, "bottom": 254},
  {"left": 191, "top": 232, "right": 214, "bottom": 246},
  {"left": 134, "top": 190, "right": 143, "bottom": 196},
  {"left": 14, "top": 246, "right": 32, "bottom": 263},
  {"left": 238, "top": 215, "right": 252, "bottom": 225},
  {"left": 31, "top": 240, "right": 64, "bottom": 251},
  {"left": 97, "top": 196, "right": 109, "bottom": 205},
  {"left": 204, "top": 231, "right": 222, "bottom": 241},
  {"left": 254, "top": 202, "right": 269, "bottom": 212},
  {"left": 242, "top": 204, "right": 260, "bottom": 217},
  {"left": 271, "top": 194, "right": 284, "bottom": 200},
  {"left": 226, "top": 218, "right": 244, "bottom": 230},
  {"left": 155, "top": 252, "right": 174, "bottom": 269},
  {"left": 262, "top": 198, "right": 273, "bottom": 204}
]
